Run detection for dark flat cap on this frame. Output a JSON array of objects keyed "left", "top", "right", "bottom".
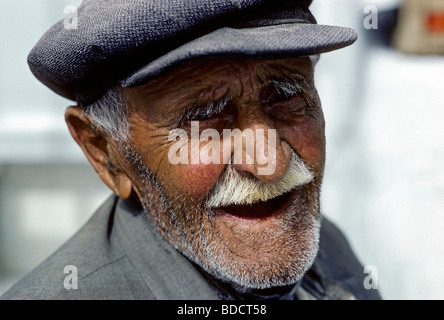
[{"left": 28, "top": 0, "right": 358, "bottom": 107}]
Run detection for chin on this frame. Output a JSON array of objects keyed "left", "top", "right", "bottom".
[
  {"left": 196, "top": 186, "right": 322, "bottom": 290},
  {"left": 135, "top": 154, "right": 323, "bottom": 290}
]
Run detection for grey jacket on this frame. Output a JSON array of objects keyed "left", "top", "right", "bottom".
[{"left": 1, "top": 195, "right": 382, "bottom": 300}]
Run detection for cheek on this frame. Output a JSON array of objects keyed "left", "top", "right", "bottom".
[
  {"left": 131, "top": 127, "right": 226, "bottom": 200},
  {"left": 279, "top": 118, "right": 326, "bottom": 171},
  {"left": 163, "top": 163, "right": 225, "bottom": 198}
]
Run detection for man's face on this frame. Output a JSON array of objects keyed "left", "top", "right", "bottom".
[{"left": 118, "top": 57, "right": 326, "bottom": 289}]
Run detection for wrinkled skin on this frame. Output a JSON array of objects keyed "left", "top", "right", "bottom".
[{"left": 66, "top": 57, "right": 326, "bottom": 290}]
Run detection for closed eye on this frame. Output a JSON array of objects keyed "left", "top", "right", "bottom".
[
  {"left": 174, "top": 92, "right": 233, "bottom": 130},
  {"left": 261, "top": 76, "right": 315, "bottom": 119},
  {"left": 186, "top": 93, "right": 231, "bottom": 121},
  {"left": 263, "top": 78, "right": 304, "bottom": 106},
  {"left": 189, "top": 112, "right": 212, "bottom": 121},
  {"left": 268, "top": 90, "right": 299, "bottom": 105}
]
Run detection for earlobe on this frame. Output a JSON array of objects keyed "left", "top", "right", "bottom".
[
  {"left": 114, "top": 174, "right": 133, "bottom": 199},
  {"left": 65, "top": 106, "right": 134, "bottom": 199}
]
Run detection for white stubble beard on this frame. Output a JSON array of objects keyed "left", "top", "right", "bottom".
[
  {"left": 202, "top": 184, "right": 321, "bottom": 290},
  {"left": 123, "top": 144, "right": 322, "bottom": 290}
]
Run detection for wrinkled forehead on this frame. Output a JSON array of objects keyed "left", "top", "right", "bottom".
[{"left": 125, "top": 57, "right": 317, "bottom": 98}]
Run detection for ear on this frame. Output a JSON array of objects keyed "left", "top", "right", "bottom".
[{"left": 65, "top": 106, "right": 133, "bottom": 199}]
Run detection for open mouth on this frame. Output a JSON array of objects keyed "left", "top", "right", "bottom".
[{"left": 218, "top": 191, "right": 293, "bottom": 220}]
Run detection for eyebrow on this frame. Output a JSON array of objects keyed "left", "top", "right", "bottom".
[
  {"left": 268, "top": 75, "right": 314, "bottom": 106},
  {"left": 173, "top": 68, "right": 314, "bottom": 128},
  {"left": 173, "top": 92, "right": 232, "bottom": 128}
]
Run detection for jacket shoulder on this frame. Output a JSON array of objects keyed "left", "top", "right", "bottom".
[
  {"left": 1, "top": 196, "right": 154, "bottom": 300},
  {"left": 316, "top": 216, "right": 382, "bottom": 300}
]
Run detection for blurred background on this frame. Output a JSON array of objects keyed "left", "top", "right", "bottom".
[{"left": 0, "top": 0, "right": 443, "bottom": 299}]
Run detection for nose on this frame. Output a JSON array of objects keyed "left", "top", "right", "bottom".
[{"left": 229, "top": 105, "right": 292, "bottom": 184}]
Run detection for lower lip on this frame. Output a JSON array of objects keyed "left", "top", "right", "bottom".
[{"left": 214, "top": 190, "right": 295, "bottom": 222}]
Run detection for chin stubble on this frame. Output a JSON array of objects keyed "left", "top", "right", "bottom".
[{"left": 121, "top": 144, "right": 321, "bottom": 290}]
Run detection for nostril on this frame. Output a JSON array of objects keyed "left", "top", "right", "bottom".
[
  {"left": 280, "top": 140, "right": 294, "bottom": 161},
  {"left": 229, "top": 164, "right": 256, "bottom": 180}
]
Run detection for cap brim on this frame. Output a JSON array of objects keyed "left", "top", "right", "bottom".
[{"left": 122, "top": 23, "right": 358, "bottom": 87}]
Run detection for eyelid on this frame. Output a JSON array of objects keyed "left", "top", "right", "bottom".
[
  {"left": 268, "top": 76, "right": 314, "bottom": 107},
  {"left": 174, "top": 93, "right": 232, "bottom": 128},
  {"left": 270, "top": 78, "right": 302, "bottom": 96},
  {"left": 189, "top": 93, "right": 230, "bottom": 116}
]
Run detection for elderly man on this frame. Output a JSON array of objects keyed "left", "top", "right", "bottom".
[{"left": 2, "top": 0, "right": 381, "bottom": 300}]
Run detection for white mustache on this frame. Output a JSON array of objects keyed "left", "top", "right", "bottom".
[{"left": 205, "top": 150, "right": 314, "bottom": 208}]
